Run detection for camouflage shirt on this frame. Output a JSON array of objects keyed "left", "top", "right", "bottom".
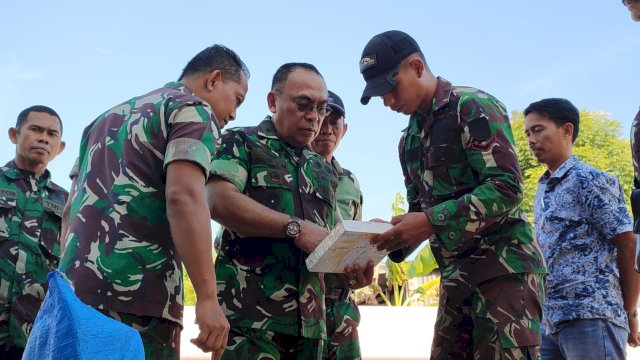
[
  {"left": 325, "top": 158, "right": 362, "bottom": 290},
  {"left": 399, "top": 77, "right": 546, "bottom": 298},
  {"left": 60, "top": 82, "right": 220, "bottom": 325},
  {"left": 212, "top": 117, "right": 338, "bottom": 340},
  {"left": 631, "top": 107, "right": 640, "bottom": 188},
  {"left": 333, "top": 158, "right": 363, "bottom": 222},
  {"left": 0, "top": 161, "right": 67, "bottom": 348}
]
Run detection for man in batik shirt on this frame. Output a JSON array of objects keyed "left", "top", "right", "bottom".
[{"left": 525, "top": 97, "right": 640, "bottom": 358}]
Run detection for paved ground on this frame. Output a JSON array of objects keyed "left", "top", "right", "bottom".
[{"left": 180, "top": 306, "right": 640, "bottom": 360}]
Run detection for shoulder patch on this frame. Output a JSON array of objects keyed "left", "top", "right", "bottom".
[{"left": 468, "top": 116, "right": 491, "bottom": 141}]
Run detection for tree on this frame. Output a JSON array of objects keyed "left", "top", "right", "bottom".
[{"left": 511, "top": 110, "right": 633, "bottom": 215}]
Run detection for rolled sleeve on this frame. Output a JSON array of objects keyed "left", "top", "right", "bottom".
[
  {"left": 211, "top": 159, "right": 248, "bottom": 192},
  {"left": 209, "top": 130, "right": 250, "bottom": 192},
  {"left": 163, "top": 104, "right": 217, "bottom": 177},
  {"left": 164, "top": 137, "right": 212, "bottom": 176}
]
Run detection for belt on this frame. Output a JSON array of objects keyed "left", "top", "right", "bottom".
[{"left": 325, "top": 288, "right": 351, "bottom": 301}]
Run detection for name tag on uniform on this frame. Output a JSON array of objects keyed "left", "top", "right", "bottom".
[
  {"left": 43, "top": 199, "right": 65, "bottom": 217},
  {"left": 0, "top": 188, "right": 17, "bottom": 199}
]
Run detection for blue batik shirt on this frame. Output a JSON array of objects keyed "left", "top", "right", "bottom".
[{"left": 534, "top": 156, "right": 632, "bottom": 335}]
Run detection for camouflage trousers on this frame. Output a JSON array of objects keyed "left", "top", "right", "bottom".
[
  {"left": 324, "top": 290, "right": 361, "bottom": 360},
  {"left": 99, "top": 309, "right": 181, "bottom": 360},
  {"left": 0, "top": 243, "right": 53, "bottom": 359},
  {"left": 431, "top": 273, "right": 544, "bottom": 360},
  {"left": 222, "top": 327, "right": 325, "bottom": 360}
]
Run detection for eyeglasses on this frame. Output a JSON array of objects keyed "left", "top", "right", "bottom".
[{"left": 276, "top": 90, "right": 331, "bottom": 118}]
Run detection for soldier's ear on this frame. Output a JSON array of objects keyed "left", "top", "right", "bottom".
[
  {"left": 207, "top": 70, "right": 223, "bottom": 91},
  {"left": 267, "top": 91, "right": 277, "bottom": 113},
  {"left": 408, "top": 58, "right": 424, "bottom": 77},
  {"left": 342, "top": 122, "right": 349, "bottom": 138},
  {"left": 56, "top": 141, "right": 66, "bottom": 155},
  {"left": 8, "top": 127, "right": 18, "bottom": 145}
]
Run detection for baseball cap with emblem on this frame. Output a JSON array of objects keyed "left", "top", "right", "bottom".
[
  {"left": 359, "top": 30, "right": 421, "bottom": 105},
  {"left": 327, "top": 90, "right": 346, "bottom": 118}
]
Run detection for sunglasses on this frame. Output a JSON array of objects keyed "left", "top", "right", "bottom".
[{"left": 276, "top": 90, "right": 331, "bottom": 118}]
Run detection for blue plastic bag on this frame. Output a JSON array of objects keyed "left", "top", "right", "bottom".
[{"left": 23, "top": 271, "right": 144, "bottom": 360}]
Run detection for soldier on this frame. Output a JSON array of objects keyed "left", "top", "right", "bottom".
[
  {"left": 207, "top": 63, "right": 373, "bottom": 360},
  {"left": 310, "top": 90, "right": 366, "bottom": 360},
  {"left": 524, "top": 98, "right": 640, "bottom": 358},
  {"left": 59, "top": 44, "right": 249, "bottom": 360},
  {"left": 0, "top": 105, "right": 67, "bottom": 359},
  {"left": 359, "top": 31, "right": 547, "bottom": 359}
]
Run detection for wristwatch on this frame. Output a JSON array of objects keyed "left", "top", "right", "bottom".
[{"left": 283, "top": 217, "right": 302, "bottom": 238}]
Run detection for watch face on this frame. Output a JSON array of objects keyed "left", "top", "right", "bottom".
[{"left": 285, "top": 219, "right": 301, "bottom": 237}]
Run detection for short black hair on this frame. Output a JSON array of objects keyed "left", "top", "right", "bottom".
[
  {"left": 179, "top": 44, "right": 250, "bottom": 83},
  {"left": 271, "top": 63, "right": 323, "bottom": 91},
  {"left": 16, "top": 105, "right": 63, "bottom": 134},
  {"left": 524, "top": 98, "right": 579, "bottom": 142}
]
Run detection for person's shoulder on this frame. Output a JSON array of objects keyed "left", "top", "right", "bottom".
[
  {"left": 155, "top": 83, "right": 205, "bottom": 106},
  {"left": 221, "top": 124, "right": 259, "bottom": 140},
  {"left": 452, "top": 85, "right": 504, "bottom": 111},
  {"left": 572, "top": 161, "right": 621, "bottom": 190},
  {"left": 47, "top": 180, "right": 69, "bottom": 196}
]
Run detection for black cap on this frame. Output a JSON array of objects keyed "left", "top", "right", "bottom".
[
  {"left": 359, "top": 30, "right": 421, "bottom": 105},
  {"left": 327, "top": 90, "right": 345, "bottom": 118}
]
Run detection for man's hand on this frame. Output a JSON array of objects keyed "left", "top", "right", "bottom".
[
  {"left": 191, "top": 296, "right": 230, "bottom": 359},
  {"left": 370, "top": 212, "right": 434, "bottom": 252},
  {"left": 629, "top": 313, "right": 640, "bottom": 347},
  {"left": 294, "top": 221, "right": 329, "bottom": 254},
  {"left": 343, "top": 261, "right": 375, "bottom": 289}
]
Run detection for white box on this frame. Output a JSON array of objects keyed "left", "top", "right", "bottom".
[{"left": 306, "top": 220, "right": 393, "bottom": 273}]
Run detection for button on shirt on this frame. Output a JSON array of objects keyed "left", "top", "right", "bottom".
[{"left": 533, "top": 156, "right": 632, "bottom": 334}]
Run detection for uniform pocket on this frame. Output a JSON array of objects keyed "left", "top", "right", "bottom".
[
  {"left": 496, "top": 320, "right": 540, "bottom": 348},
  {"left": 0, "top": 194, "right": 18, "bottom": 242},
  {"left": 426, "top": 145, "right": 475, "bottom": 199},
  {"left": 38, "top": 204, "right": 63, "bottom": 266}
]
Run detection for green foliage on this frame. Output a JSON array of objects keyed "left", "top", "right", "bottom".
[
  {"left": 511, "top": 110, "right": 633, "bottom": 215},
  {"left": 182, "top": 250, "right": 218, "bottom": 306},
  {"left": 371, "top": 193, "right": 439, "bottom": 306}
]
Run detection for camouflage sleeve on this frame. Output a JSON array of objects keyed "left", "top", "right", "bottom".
[
  {"left": 351, "top": 172, "right": 363, "bottom": 221},
  {"left": 163, "top": 105, "right": 217, "bottom": 176},
  {"left": 426, "top": 96, "right": 523, "bottom": 243},
  {"left": 210, "top": 129, "right": 249, "bottom": 192},
  {"left": 69, "top": 157, "right": 79, "bottom": 179},
  {"left": 399, "top": 134, "right": 422, "bottom": 213},
  {"left": 632, "top": 108, "right": 640, "bottom": 188}
]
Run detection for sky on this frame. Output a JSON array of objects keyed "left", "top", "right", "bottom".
[{"left": 1, "top": 1, "right": 638, "bottom": 228}]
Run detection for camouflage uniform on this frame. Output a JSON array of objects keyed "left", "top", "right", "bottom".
[
  {"left": 397, "top": 77, "right": 547, "bottom": 359},
  {"left": 211, "top": 117, "right": 338, "bottom": 360},
  {"left": 324, "top": 157, "right": 363, "bottom": 360},
  {"left": 0, "top": 161, "right": 67, "bottom": 358},
  {"left": 59, "top": 82, "right": 220, "bottom": 360}
]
